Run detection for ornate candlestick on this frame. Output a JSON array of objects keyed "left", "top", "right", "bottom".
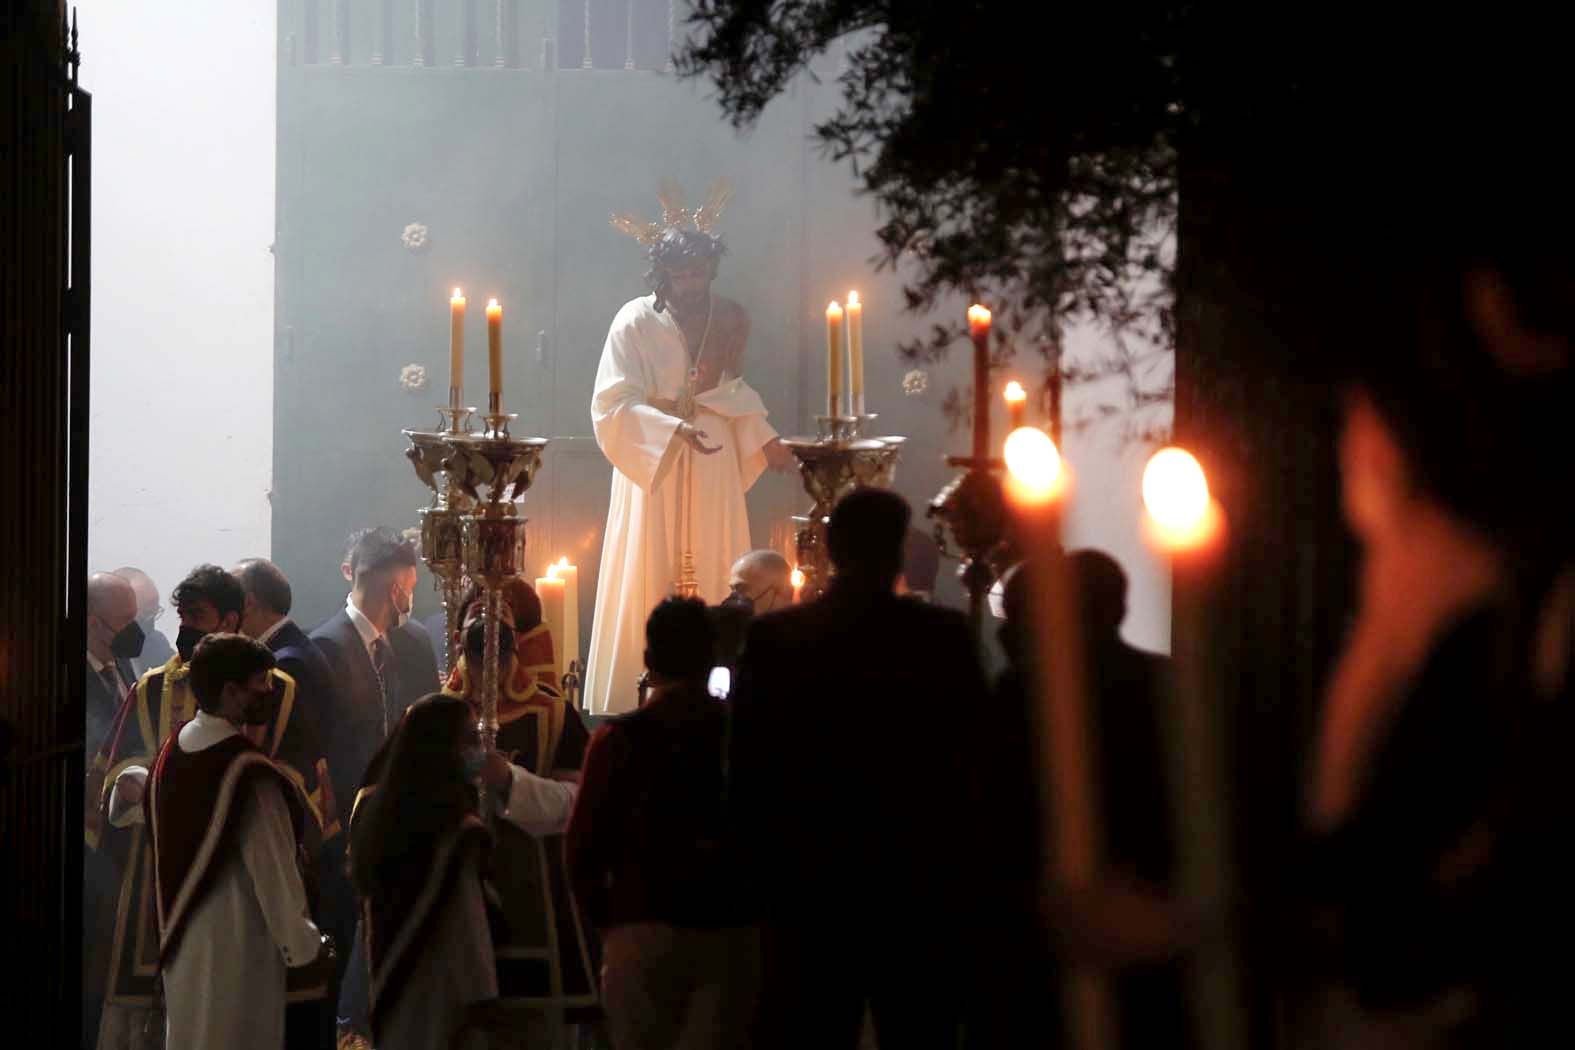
[
  {"left": 403, "top": 404, "right": 476, "bottom": 678},
  {"left": 783, "top": 413, "right": 905, "bottom": 602},
  {"left": 444, "top": 420, "right": 549, "bottom": 755}
]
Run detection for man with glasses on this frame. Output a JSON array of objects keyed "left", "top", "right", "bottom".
[
  {"left": 112, "top": 566, "right": 176, "bottom": 677},
  {"left": 711, "top": 550, "right": 793, "bottom": 684}
]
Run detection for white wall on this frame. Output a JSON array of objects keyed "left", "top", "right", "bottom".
[{"left": 81, "top": 1, "right": 276, "bottom": 640}]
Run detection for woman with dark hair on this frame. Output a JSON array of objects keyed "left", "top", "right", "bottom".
[
  {"left": 1307, "top": 220, "right": 1574, "bottom": 1046},
  {"left": 349, "top": 693, "right": 496, "bottom": 1050}
]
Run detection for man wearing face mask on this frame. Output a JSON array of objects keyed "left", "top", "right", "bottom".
[
  {"left": 85, "top": 563, "right": 246, "bottom": 1050},
  {"left": 82, "top": 572, "right": 145, "bottom": 1049},
  {"left": 145, "top": 633, "right": 332, "bottom": 1050},
  {"left": 111, "top": 566, "right": 176, "bottom": 678},
  {"left": 85, "top": 573, "right": 144, "bottom": 758},
  {"left": 311, "top": 526, "right": 439, "bottom": 1008},
  {"left": 711, "top": 549, "right": 793, "bottom": 678}
]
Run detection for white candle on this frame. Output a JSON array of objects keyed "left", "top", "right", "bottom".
[
  {"left": 449, "top": 288, "right": 466, "bottom": 396},
  {"left": 486, "top": 298, "right": 503, "bottom": 401},
  {"left": 847, "top": 290, "right": 864, "bottom": 415},
  {"left": 549, "top": 557, "right": 580, "bottom": 676},
  {"left": 535, "top": 569, "right": 567, "bottom": 680}
]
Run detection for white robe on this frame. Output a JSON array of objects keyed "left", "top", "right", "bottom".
[
  {"left": 162, "top": 713, "right": 321, "bottom": 1050},
  {"left": 585, "top": 295, "right": 777, "bottom": 714}
]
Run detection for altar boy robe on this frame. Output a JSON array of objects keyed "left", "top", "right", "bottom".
[{"left": 584, "top": 294, "right": 777, "bottom": 714}]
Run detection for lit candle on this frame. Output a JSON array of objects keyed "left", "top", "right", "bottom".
[
  {"left": 449, "top": 288, "right": 466, "bottom": 399},
  {"left": 486, "top": 298, "right": 503, "bottom": 404},
  {"left": 1139, "top": 446, "right": 1242, "bottom": 1050},
  {"left": 846, "top": 291, "right": 865, "bottom": 415},
  {"left": 534, "top": 565, "right": 567, "bottom": 680},
  {"left": 968, "top": 304, "right": 992, "bottom": 461},
  {"left": 1004, "top": 380, "right": 1027, "bottom": 432},
  {"left": 549, "top": 556, "right": 579, "bottom": 677},
  {"left": 790, "top": 566, "right": 805, "bottom": 604},
  {"left": 825, "top": 301, "right": 844, "bottom": 418}
]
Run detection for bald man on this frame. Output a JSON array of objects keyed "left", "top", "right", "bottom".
[
  {"left": 83, "top": 572, "right": 144, "bottom": 1049},
  {"left": 86, "top": 573, "right": 143, "bottom": 757},
  {"left": 712, "top": 550, "right": 794, "bottom": 675},
  {"left": 112, "top": 566, "right": 176, "bottom": 676}
]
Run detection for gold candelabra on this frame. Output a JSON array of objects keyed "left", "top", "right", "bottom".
[{"left": 783, "top": 413, "right": 905, "bottom": 601}]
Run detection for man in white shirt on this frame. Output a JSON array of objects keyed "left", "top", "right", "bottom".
[{"left": 145, "top": 633, "right": 331, "bottom": 1050}]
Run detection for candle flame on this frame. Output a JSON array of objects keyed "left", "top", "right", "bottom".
[
  {"left": 1004, "top": 380, "right": 1027, "bottom": 404},
  {"left": 452, "top": 287, "right": 463, "bottom": 299},
  {"left": 827, "top": 300, "right": 843, "bottom": 317},
  {"left": 546, "top": 557, "right": 571, "bottom": 580},
  {"left": 1003, "top": 426, "right": 1063, "bottom": 504},
  {"left": 847, "top": 290, "right": 860, "bottom": 307},
  {"left": 790, "top": 567, "right": 806, "bottom": 588},
  {"left": 967, "top": 304, "right": 992, "bottom": 332},
  {"left": 1142, "top": 447, "right": 1215, "bottom": 548}
]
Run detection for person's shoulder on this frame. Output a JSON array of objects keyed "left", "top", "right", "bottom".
[
  {"left": 308, "top": 608, "right": 351, "bottom": 642},
  {"left": 896, "top": 594, "right": 969, "bottom": 634}
]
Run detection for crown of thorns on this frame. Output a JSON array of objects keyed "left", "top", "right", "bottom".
[{"left": 610, "top": 177, "right": 733, "bottom": 247}]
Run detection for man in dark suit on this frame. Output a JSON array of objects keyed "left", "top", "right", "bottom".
[
  {"left": 729, "top": 488, "right": 992, "bottom": 1050},
  {"left": 111, "top": 565, "right": 176, "bottom": 677},
  {"left": 82, "top": 571, "right": 143, "bottom": 1049},
  {"left": 309, "top": 527, "right": 439, "bottom": 1004}
]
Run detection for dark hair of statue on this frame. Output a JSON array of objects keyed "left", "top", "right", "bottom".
[
  {"left": 646, "top": 227, "right": 726, "bottom": 313},
  {"left": 188, "top": 633, "right": 276, "bottom": 714},
  {"left": 171, "top": 563, "right": 247, "bottom": 622},
  {"left": 349, "top": 693, "right": 479, "bottom": 899}
]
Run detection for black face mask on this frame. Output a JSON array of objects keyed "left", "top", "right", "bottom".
[
  {"left": 175, "top": 624, "right": 206, "bottom": 663},
  {"left": 463, "top": 619, "right": 515, "bottom": 664},
  {"left": 110, "top": 620, "right": 146, "bottom": 660},
  {"left": 720, "top": 590, "right": 754, "bottom": 616}
]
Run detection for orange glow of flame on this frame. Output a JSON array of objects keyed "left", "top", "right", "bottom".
[
  {"left": 546, "top": 556, "right": 571, "bottom": 579},
  {"left": 826, "top": 300, "right": 843, "bottom": 318},
  {"left": 790, "top": 567, "right": 806, "bottom": 589},
  {"left": 452, "top": 287, "right": 464, "bottom": 300},
  {"left": 1003, "top": 426, "right": 1064, "bottom": 504},
  {"left": 967, "top": 304, "right": 992, "bottom": 334},
  {"left": 1004, "top": 380, "right": 1027, "bottom": 404},
  {"left": 486, "top": 298, "right": 501, "bottom": 315},
  {"left": 1141, "top": 447, "right": 1217, "bottom": 549},
  {"left": 847, "top": 290, "right": 860, "bottom": 307}
]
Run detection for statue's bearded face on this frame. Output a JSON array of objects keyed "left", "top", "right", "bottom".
[{"left": 664, "top": 259, "right": 714, "bottom": 312}]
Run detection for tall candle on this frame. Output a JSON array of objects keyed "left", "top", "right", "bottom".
[
  {"left": 449, "top": 288, "right": 466, "bottom": 398},
  {"left": 968, "top": 304, "right": 992, "bottom": 461},
  {"left": 534, "top": 568, "right": 567, "bottom": 681},
  {"left": 486, "top": 298, "right": 503, "bottom": 401},
  {"left": 549, "top": 556, "right": 580, "bottom": 677},
  {"left": 825, "top": 301, "right": 844, "bottom": 418},
  {"left": 846, "top": 290, "right": 865, "bottom": 415}
]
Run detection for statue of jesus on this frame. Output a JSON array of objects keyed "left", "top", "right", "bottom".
[{"left": 584, "top": 220, "right": 793, "bottom": 714}]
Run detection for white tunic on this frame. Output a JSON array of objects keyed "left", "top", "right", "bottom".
[
  {"left": 585, "top": 295, "right": 777, "bottom": 714},
  {"left": 162, "top": 712, "right": 321, "bottom": 1050}
]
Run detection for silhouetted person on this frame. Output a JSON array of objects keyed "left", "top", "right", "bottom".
[
  {"left": 730, "top": 488, "right": 990, "bottom": 1050},
  {"left": 1305, "top": 214, "right": 1575, "bottom": 1045},
  {"left": 981, "top": 552, "right": 1192, "bottom": 1050},
  {"left": 567, "top": 597, "right": 757, "bottom": 1050}
]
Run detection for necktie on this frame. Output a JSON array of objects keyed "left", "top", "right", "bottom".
[
  {"left": 101, "top": 666, "right": 123, "bottom": 702},
  {"left": 371, "top": 637, "right": 400, "bottom": 738}
]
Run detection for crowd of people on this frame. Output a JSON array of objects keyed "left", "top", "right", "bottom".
[{"left": 80, "top": 235, "right": 1573, "bottom": 1047}]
